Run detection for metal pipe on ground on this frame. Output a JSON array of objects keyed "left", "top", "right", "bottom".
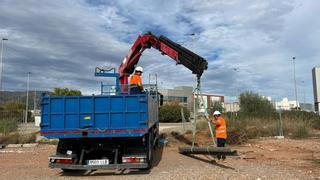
[{"left": 178, "top": 146, "right": 237, "bottom": 156}]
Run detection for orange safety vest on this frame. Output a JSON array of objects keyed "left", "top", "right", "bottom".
[
  {"left": 130, "top": 74, "right": 142, "bottom": 86},
  {"left": 215, "top": 117, "right": 227, "bottom": 139}
]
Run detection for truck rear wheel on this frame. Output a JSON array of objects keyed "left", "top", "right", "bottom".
[{"left": 142, "top": 131, "right": 153, "bottom": 170}]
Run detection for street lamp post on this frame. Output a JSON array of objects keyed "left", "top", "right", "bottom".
[
  {"left": 233, "top": 67, "right": 240, "bottom": 100},
  {"left": 292, "top": 57, "right": 298, "bottom": 110},
  {"left": 0, "top": 38, "right": 8, "bottom": 91},
  {"left": 232, "top": 68, "right": 240, "bottom": 120},
  {"left": 279, "top": 108, "right": 283, "bottom": 137},
  {"left": 25, "top": 72, "right": 31, "bottom": 124},
  {"left": 302, "top": 80, "right": 306, "bottom": 108}
]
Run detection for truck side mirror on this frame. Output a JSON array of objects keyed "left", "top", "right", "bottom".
[{"left": 159, "top": 93, "right": 163, "bottom": 106}]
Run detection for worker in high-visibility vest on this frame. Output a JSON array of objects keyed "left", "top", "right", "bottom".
[
  {"left": 130, "top": 66, "right": 144, "bottom": 94},
  {"left": 209, "top": 110, "right": 227, "bottom": 160}
]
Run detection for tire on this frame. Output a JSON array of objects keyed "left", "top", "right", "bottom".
[
  {"left": 154, "top": 123, "right": 159, "bottom": 148},
  {"left": 142, "top": 131, "right": 153, "bottom": 170}
]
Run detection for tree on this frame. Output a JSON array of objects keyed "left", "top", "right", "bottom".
[
  {"left": 209, "top": 101, "right": 223, "bottom": 115},
  {"left": 239, "top": 91, "right": 275, "bottom": 117},
  {"left": 159, "top": 102, "right": 190, "bottom": 122},
  {"left": 51, "top": 88, "right": 82, "bottom": 96}
]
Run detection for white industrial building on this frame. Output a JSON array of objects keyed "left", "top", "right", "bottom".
[
  {"left": 312, "top": 67, "right": 320, "bottom": 114},
  {"left": 275, "top": 98, "right": 299, "bottom": 110},
  {"left": 223, "top": 102, "right": 240, "bottom": 112}
]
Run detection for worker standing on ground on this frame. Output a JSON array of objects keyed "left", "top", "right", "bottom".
[
  {"left": 130, "top": 66, "right": 144, "bottom": 94},
  {"left": 209, "top": 110, "right": 227, "bottom": 160}
]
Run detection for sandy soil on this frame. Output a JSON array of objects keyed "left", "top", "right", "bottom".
[{"left": 0, "top": 137, "right": 319, "bottom": 180}]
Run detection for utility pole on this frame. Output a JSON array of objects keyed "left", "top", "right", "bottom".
[
  {"left": 232, "top": 68, "right": 240, "bottom": 120},
  {"left": 33, "top": 89, "right": 37, "bottom": 113},
  {"left": 278, "top": 108, "right": 284, "bottom": 137},
  {"left": 0, "top": 38, "right": 8, "bottom": 91},
  {"left": 25, "top": 72, "right": 31, "bottom": 124},
  {"left": 292, "top": 57, "right": 298, "bottom": 110},
  {"left": 302, "top": 80, "right": 306, "bottom": 105}
]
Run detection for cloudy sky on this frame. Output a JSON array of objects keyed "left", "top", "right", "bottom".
[{"left": 0, "top": 0, "right": 319, "bottom": 103}]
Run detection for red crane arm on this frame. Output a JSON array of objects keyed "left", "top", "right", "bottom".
[{"left": 118, "top": 32, "right": 207, "bottom": 85}]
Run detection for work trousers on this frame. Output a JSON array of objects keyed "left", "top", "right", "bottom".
[
  {"left": 130, "top": 86, "right": 141, "bottom": 94},
  {"left": 217, "top": 138, "right": 226, "bottom": 160}
]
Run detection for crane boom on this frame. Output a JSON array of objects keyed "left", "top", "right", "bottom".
[{"left": 118, "top": 32, "right": 208, "bottom": 85}]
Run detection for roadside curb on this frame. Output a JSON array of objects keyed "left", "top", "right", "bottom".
[
  {"left": 22, "top": 143, "right": 38, "bottom": 148},
  {"left": 6, "top": 144, "right": 23, "bottom": 148},
  {"left": 3, "top": 143, "right": 39, "bottom": 148}
]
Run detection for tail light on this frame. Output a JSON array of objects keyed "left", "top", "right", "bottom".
[
  {"left": 49, "top": 156, "right": 74, "bottom": 164},
  {"left": 122, "top": 156, "right": 146, "bottom": 163},
  {"left": 55, "top": 159, "right": 74, "bottom": 164}
]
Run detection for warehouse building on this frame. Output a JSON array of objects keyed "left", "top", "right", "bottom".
[
  {"left": 159, "top": 86, "right": 224, "bottom": 112},
  {"left": 159, "top": 86, "right": 193, "bottom": 110}
]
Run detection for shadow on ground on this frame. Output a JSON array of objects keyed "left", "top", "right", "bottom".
[
  {"left": 184, "top": 154, "right": 235, "bottom": 170},
  {"left": 170, "top": 131, "right": 197, "bottom": 146}
]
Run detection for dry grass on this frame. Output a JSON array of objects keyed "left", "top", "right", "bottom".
[
  {"left": 0, "top": 133, "right": 36, "bottom": 144},
  {"left": 195, "top": 117, "right": 209, "bottom": 131},
  {"left": 37, "top": 138, "right": 59, "bottom": 145},
  {"left": 226, "top": 116, "right": 313, "bottom": 144},
  {"left": 190, "top": 115, "right": 314, "bottom": 145},
  {"left": 0, "top": 119, "right": 18, "bottom": 135}
]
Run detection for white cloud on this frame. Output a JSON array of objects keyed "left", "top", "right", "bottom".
[{"left": 0, "top": 0, "right": 318, "bottom": 103}]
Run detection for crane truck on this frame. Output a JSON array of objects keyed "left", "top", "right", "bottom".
[{"left": 40, "top": 32, "right": 208, "bottom": 171}]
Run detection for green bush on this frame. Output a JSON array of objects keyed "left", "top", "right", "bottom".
[
  {"left": 159, "top": 102, "right": 190, "bottom": 122},
  {"left": 51, "top": 88, "right": 82, "bottom": 96},
  {"left": 239, "top": 91, "right": 275, "bottom": 118}
]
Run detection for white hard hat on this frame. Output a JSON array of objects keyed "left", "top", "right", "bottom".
[
  {"left": 135, "top": 66, "right": 143, "bottom": 73},
  {"left": 213, "top": 111, "right": 221, "bottom": 116}
]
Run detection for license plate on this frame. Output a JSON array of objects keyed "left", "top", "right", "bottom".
[{"left": 87, "top": 159, "right": 109, "bottom": 166}]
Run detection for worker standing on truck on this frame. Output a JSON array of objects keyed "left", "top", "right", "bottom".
[
  {"left": 209, "top": 110, "right": 227, "bottom": 160},
  {"left": 130, "top": 66, "right": 144, "bottom": 94}
]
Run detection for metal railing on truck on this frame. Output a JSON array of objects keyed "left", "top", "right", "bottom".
[{"left": 100, "top": 83, "right": 158, "bottom": 96}]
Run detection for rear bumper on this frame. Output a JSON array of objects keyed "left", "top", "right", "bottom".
[{"left": 49, "top": 163, "right": 149, "bottom": 170}]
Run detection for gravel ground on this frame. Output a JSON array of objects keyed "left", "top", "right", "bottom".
[{"left": 0, "top": 137, "right": 319, "bottom": 180}]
